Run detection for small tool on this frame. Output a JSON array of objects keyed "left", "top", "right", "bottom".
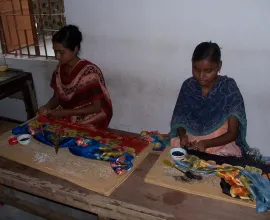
[
  {"left": 54, "top": 129, "right": 63, "bottom": 154},
  {"left": 55, "top": 141, "right": 59, "bottom": 154},
  {"left": 39, "top": 125, "right": 44, "bottom": 136},
  {"left": 54, "top": 133, "right": 63, "bottom": 154},
  {"left": 163, "top": 159, "right": 202, "bottom": 180}
]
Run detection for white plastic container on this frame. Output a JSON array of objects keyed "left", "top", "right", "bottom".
[
  {"left": 17, "top": 134, "right": 32, "bottom": 145},
  {"left": 169, "top": 147, "right": 187, "bottom": 161}
]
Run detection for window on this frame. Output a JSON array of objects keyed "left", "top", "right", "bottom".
[{"left": 0, "top": 0, "right": 65, "bottom": 59}]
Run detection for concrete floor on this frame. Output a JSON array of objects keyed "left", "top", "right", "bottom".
[
  {"left": 0, "top": 120, "right": 98, "bottom": 220},
  {"left": 0, "top": 203, "right": 98, "bottom": 220},
  {"left": 0, "top": 205, "right": 45, "bottom": 220}
]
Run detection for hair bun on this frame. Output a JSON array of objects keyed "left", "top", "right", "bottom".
[
  {"left": 53, "top": 24, "right": 83, "bottom": 52},
  {"left": 66, "top": 25, "right": 82, "bottom": 42},
  {"left": 66, "top": 24, "right": 79, "bottom": 32}
]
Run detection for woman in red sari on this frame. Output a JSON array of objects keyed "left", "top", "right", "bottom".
[{"left": 38, "top": 25, "right": 113, "bottom": 129}]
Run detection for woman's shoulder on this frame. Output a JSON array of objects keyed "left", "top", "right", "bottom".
[
  {"left": 182, "top": 76, "right": 239, "bottom": 88},
  {"left": 81, "top": 59, "right": 101, "bottom": 70},
  {"left": 219, "top": 76, "right": 242, "bottom": 95},
  {"left": 182, "top": 77, "right": 196, "bottom": 86},
  {"left": 79, "top": 59, "right": 102, "bottom": 76},
  {"left": 219, "top": 75, "right": 238, "bottom": 86},
  {"left": 79, "top": 59, "right": 105, "bottom": 83}
]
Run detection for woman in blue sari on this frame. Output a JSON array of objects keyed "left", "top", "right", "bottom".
[{"left": 170, "top": 42, "right": 248, "bottom": 156}]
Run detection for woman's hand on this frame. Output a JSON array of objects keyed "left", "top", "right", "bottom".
[
  {"left": 37, "top": 96, "right": 60, "bottom": 116},
  {"left": 47, "top": 109, "right": 70, "bottom": 119},
  {"left": 37, "top": 105, "right": 50, "bottom": 115},
  {"left": 189, "top": 140, "right": 207, "bottom": 152},
  {"left": 180, "top": 134, "right": 189, "bottom": 147}
]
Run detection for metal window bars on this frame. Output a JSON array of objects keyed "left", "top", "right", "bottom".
[{"left": 0, "top": 0, "right": 65, "bottom": 59}]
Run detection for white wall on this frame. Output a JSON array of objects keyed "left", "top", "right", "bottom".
[{"left": 1, "top": 0, "right": 270, "bottom": 154}]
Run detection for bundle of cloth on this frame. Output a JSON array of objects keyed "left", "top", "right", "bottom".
[{"left": 175, "top": 154, "right": 270, "bottom": 213}]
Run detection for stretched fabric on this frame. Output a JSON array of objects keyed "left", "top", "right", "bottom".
[
  {"left": 175, "top": 154, "right": 270, "bottom": 212},
  {"left": 12, "top": 116, "right": 149, "bottom": 175}
]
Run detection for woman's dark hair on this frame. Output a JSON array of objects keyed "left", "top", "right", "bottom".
[
  {"left": 192, "top": 42, "right": 221, "bottom": 63},
  {"left": 52, "top": 25, "right": 82, "bottom": 52}
]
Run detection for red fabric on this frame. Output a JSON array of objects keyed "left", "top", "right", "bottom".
[
  {"left": 50, "top": 60, "right": 113, "bottom": 129},
  {"left": 37, "top": 115, "right": 149, "bottom": 154}
]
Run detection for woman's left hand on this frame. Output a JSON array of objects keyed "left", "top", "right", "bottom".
[
  {"left": 189, "top": 140, "right": 207, "bottom": 152},
  {"left": 47, "top": 109, "right": 69, "bottom": 119}
]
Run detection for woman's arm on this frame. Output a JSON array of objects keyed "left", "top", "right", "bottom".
[
  {"left": 45, "top": 96, "right": 59, "bottom": 110},
  {"left": 47, "top": 100, "right": 101, "bottom": 118},
  {"left": 177, "top": 127, "right": 186, "bottom": 139},
  {"left": 67, "top": 100, "right": 101, "bottom": 116},
  {"left": 202, "top": 116, "right": 239, "bottom": 148},
  {"left": 38, "top": 95, "right": 59, "bottom": 114},
  {"left": 177, "top": 127, "right": 190, "bottom": 147}
]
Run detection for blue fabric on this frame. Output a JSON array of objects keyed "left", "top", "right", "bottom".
[
  {"left": 150, "top": 135, "right": 170, "bottom": 151},
  {"left": 12, "top": 124, "right": 30, "bottom": 136},
  {"left": 13, "top": 124, "right": 63, "bottom": 148},
  {"left": 241, "top": 170, "right": 270, "bottom": 213},
  {"left": 169, "top": 76, "right": 249, "bottom": 153}
]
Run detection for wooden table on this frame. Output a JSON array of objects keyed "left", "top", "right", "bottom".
[
  {"left": 0, "top": 69, "right": 38, "bottom": 120},
  {"left": 1, "top": 157, "right": 269, "bottom": 219},
  {"left": 0, "top": 130, "right": 269, "bottom": 220}
]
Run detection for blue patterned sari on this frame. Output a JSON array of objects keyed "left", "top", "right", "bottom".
[{"left": 170, "top": 75, "right": 249, "bottom": 154}]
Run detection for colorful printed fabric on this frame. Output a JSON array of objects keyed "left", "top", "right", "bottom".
[
  {"left": 12, "top": 116, "right": 149, "bottom": 175},
  {"left": 169, "top": 76, "right": 249, "bottom": 154},
  {"left": 175, "top": 155, "right": 270, "bottom": 212},
  {"left": 50, "top": 59, "right": 113, "bottom": 129},
  {"left": 240, "top": 170, "right": 270, "bottom": 213},
  {"left": 217, "top": 169, "right": 251, "bottom": 200},
  {"left": 140, "top": 131, "right": 170, "bottom": 151}
]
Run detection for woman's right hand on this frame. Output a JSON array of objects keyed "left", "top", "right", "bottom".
[
  {"left": 37, "top": 105, "right": 50, "bottom": 115},
  {"left": 180, "top": 134, "right": 189, "bottom": 147}
]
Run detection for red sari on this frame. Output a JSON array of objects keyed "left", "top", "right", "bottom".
[{"left": 50, "top": 59, "right": 113, "bottom": 129}]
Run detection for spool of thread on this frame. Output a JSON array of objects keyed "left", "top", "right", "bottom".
[
  {"left": 170, "top": 148, "right": 187, "bottom": 161},
  {"left": 8, "top": 136, "right": 18, "bottom": 146},
  {"left": 17, "top": 134, "right": 32, "bottom": 145}
]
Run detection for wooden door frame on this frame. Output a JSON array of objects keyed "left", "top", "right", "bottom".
[
  {"left": 0, "top": 0, "right": 40, "bottom": 56},
  {"left": 27, "top": 0, "right": 40, "bottom": 56},
  {"left": 0, "top": 14, "right": 7, "bottom": 54}
]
